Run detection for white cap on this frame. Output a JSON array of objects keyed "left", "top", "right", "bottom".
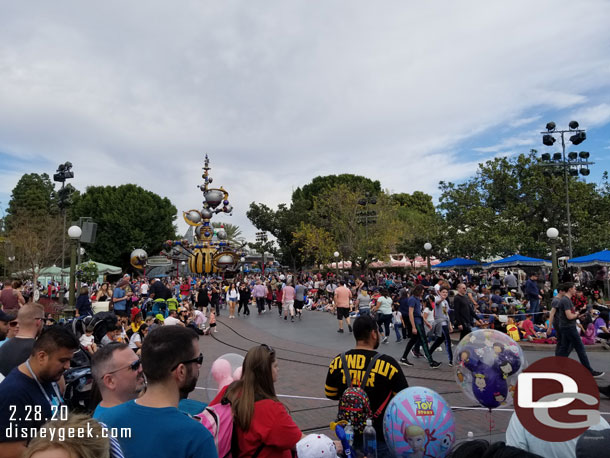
[
  {"left": 296, "top": 434, "right": 338, "bottom": 458},
  {"left": 366, "top": 418, "right": 373, "bottom": 426}
]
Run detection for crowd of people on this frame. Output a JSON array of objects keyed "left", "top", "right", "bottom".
[{"left": 0, "top": 266, "right": 609, "bottom": 458}]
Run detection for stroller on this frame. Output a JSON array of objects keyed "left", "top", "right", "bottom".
[
  {"left": 152, "top": 298, "right": 169, "bottom": 318},
  {"left": 62, "top": 312, "right": 118, "bottom": 413}
]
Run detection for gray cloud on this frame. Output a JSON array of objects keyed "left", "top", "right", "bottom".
[{"left": 1, "top": 0, "right": 610, "bottom": 240}]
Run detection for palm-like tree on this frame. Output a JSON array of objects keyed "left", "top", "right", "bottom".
[{"left": 211, "top": 222, "right": 244, "bottom": 245}]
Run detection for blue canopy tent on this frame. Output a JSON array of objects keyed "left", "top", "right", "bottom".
[
  {"left": 484, "top": 254, "right": 551, "bottom": 269},
  {"left": 567, "top": 250, "right": 610, "bottom": 267},
  {"left": 431, "top": 258, "right": 481, "bottom": 270}
]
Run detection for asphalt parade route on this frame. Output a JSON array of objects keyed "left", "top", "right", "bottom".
[{"left": 191, "top": 306, "right": 610, "bottom": 443}]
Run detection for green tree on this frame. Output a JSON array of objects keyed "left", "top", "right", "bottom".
[
  {"left": 392, "top": 191, "right": 445, "bottom": 260},
  {"left": 248, "top": 174, "right": 382, "bottom": 269},
  {"left": 5, "top": 173, "right": 56, "bottom": 230},
  {"left": 7, "top": 212, "right": 63, "bottom": 285},
  {"left": 71, "top": 185, "right": 177, "bottom": 269},
  {"left": 291, "top": 174, "right": 381, "bottom": 212},
  {"left": 438, "top": 150, "right": 607, "bottom": 259},
  {"left": 76, "top": 260, "right": 99, "bottom": 285},
  {"left": 247, "top": 202, "right": 301, "bottom": 269},
  {"left": 310, "top": 184, "right": 401, "bottom": 271},
  {"left": 292, "top": 222, "right": 337, "bottom": 267}
]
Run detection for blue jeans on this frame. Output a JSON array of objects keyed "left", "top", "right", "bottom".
[
  {"left": 556, "top": 326, "right": 593, "bottom": 372},
  {"left": 529, "top": 298, "right": 540, "bottom": 322},
  {"left": 394, "top": 323, "right": 403, "bottom": 341}
]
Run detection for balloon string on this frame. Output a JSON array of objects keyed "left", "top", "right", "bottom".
[{"left": 486, "top": 409, "right": 495, "bottom": 441}]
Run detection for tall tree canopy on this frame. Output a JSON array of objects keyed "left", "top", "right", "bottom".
[
  {"left": 248, "top": 174, "right": 409, "bottom": 270},
  {"left": 3, "top": 173, "right": 69, "bottom": 282},
  {"left": 5, "top": 173, "right": 57, "bottom": 229},
  {"left": 72, "top": 185, "right": 177, "bottom": 269},
  {"left": 438, "top": 150, "right": 609, "bottom": 259}
]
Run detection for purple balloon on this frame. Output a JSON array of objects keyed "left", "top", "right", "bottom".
[{"left": 470, "top": 364, "right": 508, "bottom": 409}]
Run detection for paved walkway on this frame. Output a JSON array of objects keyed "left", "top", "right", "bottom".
[{"left": 192, "top": 306, "right": 610, "bottom": 444}]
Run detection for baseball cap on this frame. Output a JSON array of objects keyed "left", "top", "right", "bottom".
[
  {"left": 155, "top": 314, "right": 165, "bottom": 322},
  {"left": 296, "top": 434, "right": 338, "bottom": 458},
  {"left": 0, "top": 310, "right": 14, "bottom": 322}
]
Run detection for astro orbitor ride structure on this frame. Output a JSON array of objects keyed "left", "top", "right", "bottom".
[{"left": 130, "top": 155, "right": 242, "bottom": 274}]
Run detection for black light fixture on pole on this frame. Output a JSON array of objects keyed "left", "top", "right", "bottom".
[
  {"left": 53, "top": 162, "right": 74, "bottom": 286},
  {"left": 539, "top": 121, "right": 593, "bottom": 259}
]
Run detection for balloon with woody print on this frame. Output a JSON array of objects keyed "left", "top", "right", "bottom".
[
  {"left": 383, "top": 387, "right": 455, "bottom": 458},
  {"left": 454, "top": 329, "right": 526, "bottom": 409}
]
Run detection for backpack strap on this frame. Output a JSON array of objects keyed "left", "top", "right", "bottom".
[
  {"left": 360, "top": 353, "right": 382, "bottom": 389},
  {"left": 372, "top": 391, "right": 392, "bottom": 419},
  {"left": 339, "top": 352, "right": 352, "bottom": 388},
  {"left": 362, "top": 353, "right": 392, "bottom": 419}
]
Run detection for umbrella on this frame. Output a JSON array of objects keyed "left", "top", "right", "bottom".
[
  {"left": 484, "top": 254, "right": 551, "bottom": 268},
  {"left": 431, "top": 258, "right": 481, "bottom": 270}
]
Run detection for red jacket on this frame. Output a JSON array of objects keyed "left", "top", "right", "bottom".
[{"left": 211, "top": 386, "right": 301, "bottom": 458}]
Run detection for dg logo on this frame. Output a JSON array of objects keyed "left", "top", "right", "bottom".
[{"left": 515, "top": 356, "right": 600, "bottom": 441}]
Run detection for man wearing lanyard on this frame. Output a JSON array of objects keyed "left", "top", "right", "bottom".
[{"left": 0, "top": 326, "right": 79, "bottom": 458}]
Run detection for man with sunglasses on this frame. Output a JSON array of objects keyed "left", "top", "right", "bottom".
[
  {"left": 0, "top": 303, "right": 45, "bottom": 377},
  {"left": 94, "top": 326, "right": 216, "bottom": 458},
  {"left": 0, "top": 326, "right": 79, "bottom": 458},
  {"left": 91, "top": 342, "right": 146, "bottom": 416}
]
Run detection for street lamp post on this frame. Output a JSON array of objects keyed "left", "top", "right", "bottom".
[
  {"left": 6, "top": 255, "right": 15, "bottom": 280},
  {"left": 334, "top": 251, "right": 340, "bottom": 279},
  {"left": 547, "top": 227, "right": 559, "bottom": 291},
  {"left": 53, "top": 162, "right": 75, "bottom": 285},
  {"left": 540, "top": 121, "right": 593, "bottom": 259},
  {"left": 256, "top": 231, "right": 268, "bottom": 275},
  {"left": 424, "top": 242, "right": 432, "bottom": 272},
  {"left": 67, "top": 225, "right": 82, "bottom": 310},
  {"left": 77, "top": 247, "right": 85, "bottom": 291}
]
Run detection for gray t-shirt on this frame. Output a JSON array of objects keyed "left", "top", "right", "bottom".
[
  {"left": 558, "top": 296, "right": 576, "bottom": 328},
  {"left": 551, "top": 296, "right": 562, "bottom": 329},
  {"left": 504, "top": 274, "right": 518, "bottom": 288},
  {"left": 0, "top": 337, "right": 36, "bottom": 376},
  {"left": 295, "top": 285, "right": 307, "bottom": 301},
  {"left": 357, "top": 293, "right": 371, "bottom": 309}
]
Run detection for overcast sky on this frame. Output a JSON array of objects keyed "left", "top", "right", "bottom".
[{"left": 1, "top": 0, "right": 610, "bottom": 244}]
